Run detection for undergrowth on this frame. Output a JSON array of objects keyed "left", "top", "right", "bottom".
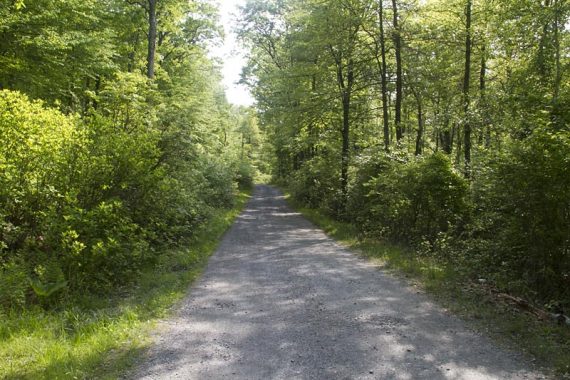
[{"left": 0, "top": 190, "right": 251, "bottom": 380}]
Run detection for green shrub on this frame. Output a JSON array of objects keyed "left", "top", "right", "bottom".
[
  {"left": 472, "top": 129, "right": 570, "bottom": 301},
  {"left": 0, "top": 90, "right": 81, "bottom": 253},
  {"left": 346, "top": 148, "right": 394, "bottom": 229},
  {"left": 290, "top": 155, "right": 343, "bottom": 214},
  {"left": 200, "top": 158, "right": 237, "bottom": 207},
  {"left": 234, "top": 160, "right": 255, "bottom": 190},
  {"left": 365, "top": 153, "right": 469, "bottom": 244},
  {"left": 0, "top": 260, "right": 28, "bottom": 309},
  {"left": 0, "top": 87, "right": 246, "bottom": 307},
  {"left": 29, "top": 260, "right": 68, "bottom": 306},
  {"left": 41, "top": 199, "right": 149, "bottom": 293}
]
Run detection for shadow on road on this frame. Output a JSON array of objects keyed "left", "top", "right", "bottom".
[{"left": 133, "top": 185, "right": 544, "bottom": 380}]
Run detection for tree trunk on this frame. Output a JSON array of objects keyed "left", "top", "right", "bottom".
[
  {"left": 341, "top": 93, "right": 350, "bottom": 203},
  {"left": 435, "top": 131, "right": 440, "bottom": 152},
  {"left": 537, "top": 0, "right": 552, "bottom": 80},
  {"left": 92, "top": 75, "right": 101, "bottom": 110},
  {"left": 441, "top": 130, "right": 452, "bottom": 154},
  {"left": 415, "top": 95, "right": 424, "bottom": 156},
  {"left": 552, "top": 0, "right": 562, "bottom": 119},
  {"left": 441, "top": 113, "right": 452, "bottom": 154},
  {"left": 379, "top": 0, "right": 390, "bottom": 151},
  {"left": 147, "top": 0, "right": 157, "bottom": 79},
  {"left": 455, "top": 125, "right": 462, "bottom": 166},
  {"left": 392, "top": 0, "right": 403, "bottom": 142},
  {"left": 340, "top": 59, "right": 354, "bottom": 207},
  {"left": 128, "top": 33, "right": 139, "bottom": 73},
  {"left": 463, "top": 0, "right": 472, "bottom": 177},
  {"left": 480, "top": 45, "right": 490, "bottom": 148}
]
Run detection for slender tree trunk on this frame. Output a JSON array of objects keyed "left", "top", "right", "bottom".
[
  {"left": 440, "top": 112, "right": 452, "bottom": 154},
  {"left": 128, "top": 33, "right": 139, "bottom": 73},
  {"left": 441, "top": 130, "right": 452, "bottom": 154},
  {"left": 479, "top": 47, "right": 486, "bottom": 100},
  {"left": 379, "top": 0, "right": 390, "bottom": 151},
  {"left": 552, "top": 0, "right": 562, "bottom": 106},
  {"left": 463, "top": 0, "right": 472, "bottom": 177},
  {"left": 330, "top": 38, "right": 354, "bottom": 211},
  {"left": 537, "top": 0, "right": 552, "bottom": 80},
  {"left": 455, "top": 125, "right": 462, "bottom": 166},
  {"left": 147, "top": 0, "right": 157, "bottom": 79},
  {"left": 392, "top": 0, "right": 403, "bottom": 142},
  {"left": 415, "top": 95, "right": 424, "bottom": 156},
  {"left": 92, "top": 75, "right": 101, "bottom": 110},
  {"left": 83, "top": 77, "right": 91, "bottom": 115},
  {"left": 436, "top": 131, "right": 440, "bottom": 152},
  {"left": 341, "top": 93, "right": 350, "bottom": 201},
  {"left": 480, "top": 45, "right": 491, "bottom": 148},
  {"left": 340, "top": 59, "right": 354, "bottom": 207}
]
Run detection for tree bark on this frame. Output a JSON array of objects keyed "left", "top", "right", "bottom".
[
  {"left": 440, "top": 112, "right": 452, "bottom": 154},
  {"left": 341, "top": 93, "right": 350, "bottom": 202},
  {"left": 463, "top": 0, "right": 472, "bottom": 178},
  {"left": 379, "top": 0, "right": 390, "bottom": 151},
  {"left": 147, "top": 0, "right": 157, "bottom": 79},
  {"left": 330, "top": 36, "right": 355, "bottom": 211},
  {"left": 480, "top": 45, "right": 491, "bottom": 148},
  {"left": 537, "top": 0, "right": 552, "bottom": 80},
  {"left": 392, "top": 0, "right": 403, "bottom": 142},
  {"left": 441, "top": 130, "right": 452, "bottom": 154},
  {"left": 93, "top": 75, "right": 101, "bottom": 110},
  {"left": 552, "top": 0, "right": 561, "bottom": 105},
  {"left": 415, "top": 94, "right": 424, "bottom": 156},
  {"left": 340, "top": 59, "right": 354, "bottom": 207}
]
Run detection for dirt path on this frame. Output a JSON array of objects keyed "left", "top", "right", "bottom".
[{"left": 133, "top": 185, "right": 546, "bottom": 380}]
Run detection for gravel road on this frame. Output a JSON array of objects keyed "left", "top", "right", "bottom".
[{"left": 133, "top": 185, "right": 546, "bottom": 380}]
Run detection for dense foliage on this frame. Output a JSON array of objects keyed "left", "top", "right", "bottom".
[
  {"left": 0, "top": 0, "right": 258, "bottom": 308},
  {"left": 239, "top": 0, "right": 569, "bottom": 305}
]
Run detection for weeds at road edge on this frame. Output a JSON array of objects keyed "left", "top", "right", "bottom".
[{"left": 0, "top": 190, "right": 251, "bottom": 380}]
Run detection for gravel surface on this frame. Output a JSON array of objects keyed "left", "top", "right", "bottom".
[{"left": 133, "top": 185, "right": 547, "bottom": 380}]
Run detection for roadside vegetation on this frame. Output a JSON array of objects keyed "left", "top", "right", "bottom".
[{"left": 0, "top": 190, "right": 250, "bottom": 379}]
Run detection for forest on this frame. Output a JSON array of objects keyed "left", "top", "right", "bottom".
[
  {"left": 238, "top": 0, "right": 569, "bottom": 309},
  {"left": 0, "top": 0, "right": 569, "bottom": 377}
]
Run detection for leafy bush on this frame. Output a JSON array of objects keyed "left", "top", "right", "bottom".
[
  {"left": 290, "top": 155, "right": 343, "bottom": 214},
  {"left": 234, "top": 160, "right": 255, "bottom": 190},
  {"left": 29, "top": 259, "right": 68, "bottom": 306},
  {"left": 471, "top": 129, "right": 570, "bottom": 301},
  {"left": 41, "top": 200, "right": 149, "bottom": 293},
  {"left": 0, "top": 89, "right": 244, "bottom": 306},
  {"left": 0, "top": 90, "right": 81, "bottom": 253},
  {"left": 200, "top": 158, "right": 238, "bottom": 207},
  {"left": 346, "top": 148, "right": 394, "bottom": 229},
  {"left": 363, "top": 153, "right": 469, "bottom": 244}
]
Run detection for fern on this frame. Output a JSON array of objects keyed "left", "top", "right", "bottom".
[{"left": 29, "top": 278, "right": 68, "bottom": 298}]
